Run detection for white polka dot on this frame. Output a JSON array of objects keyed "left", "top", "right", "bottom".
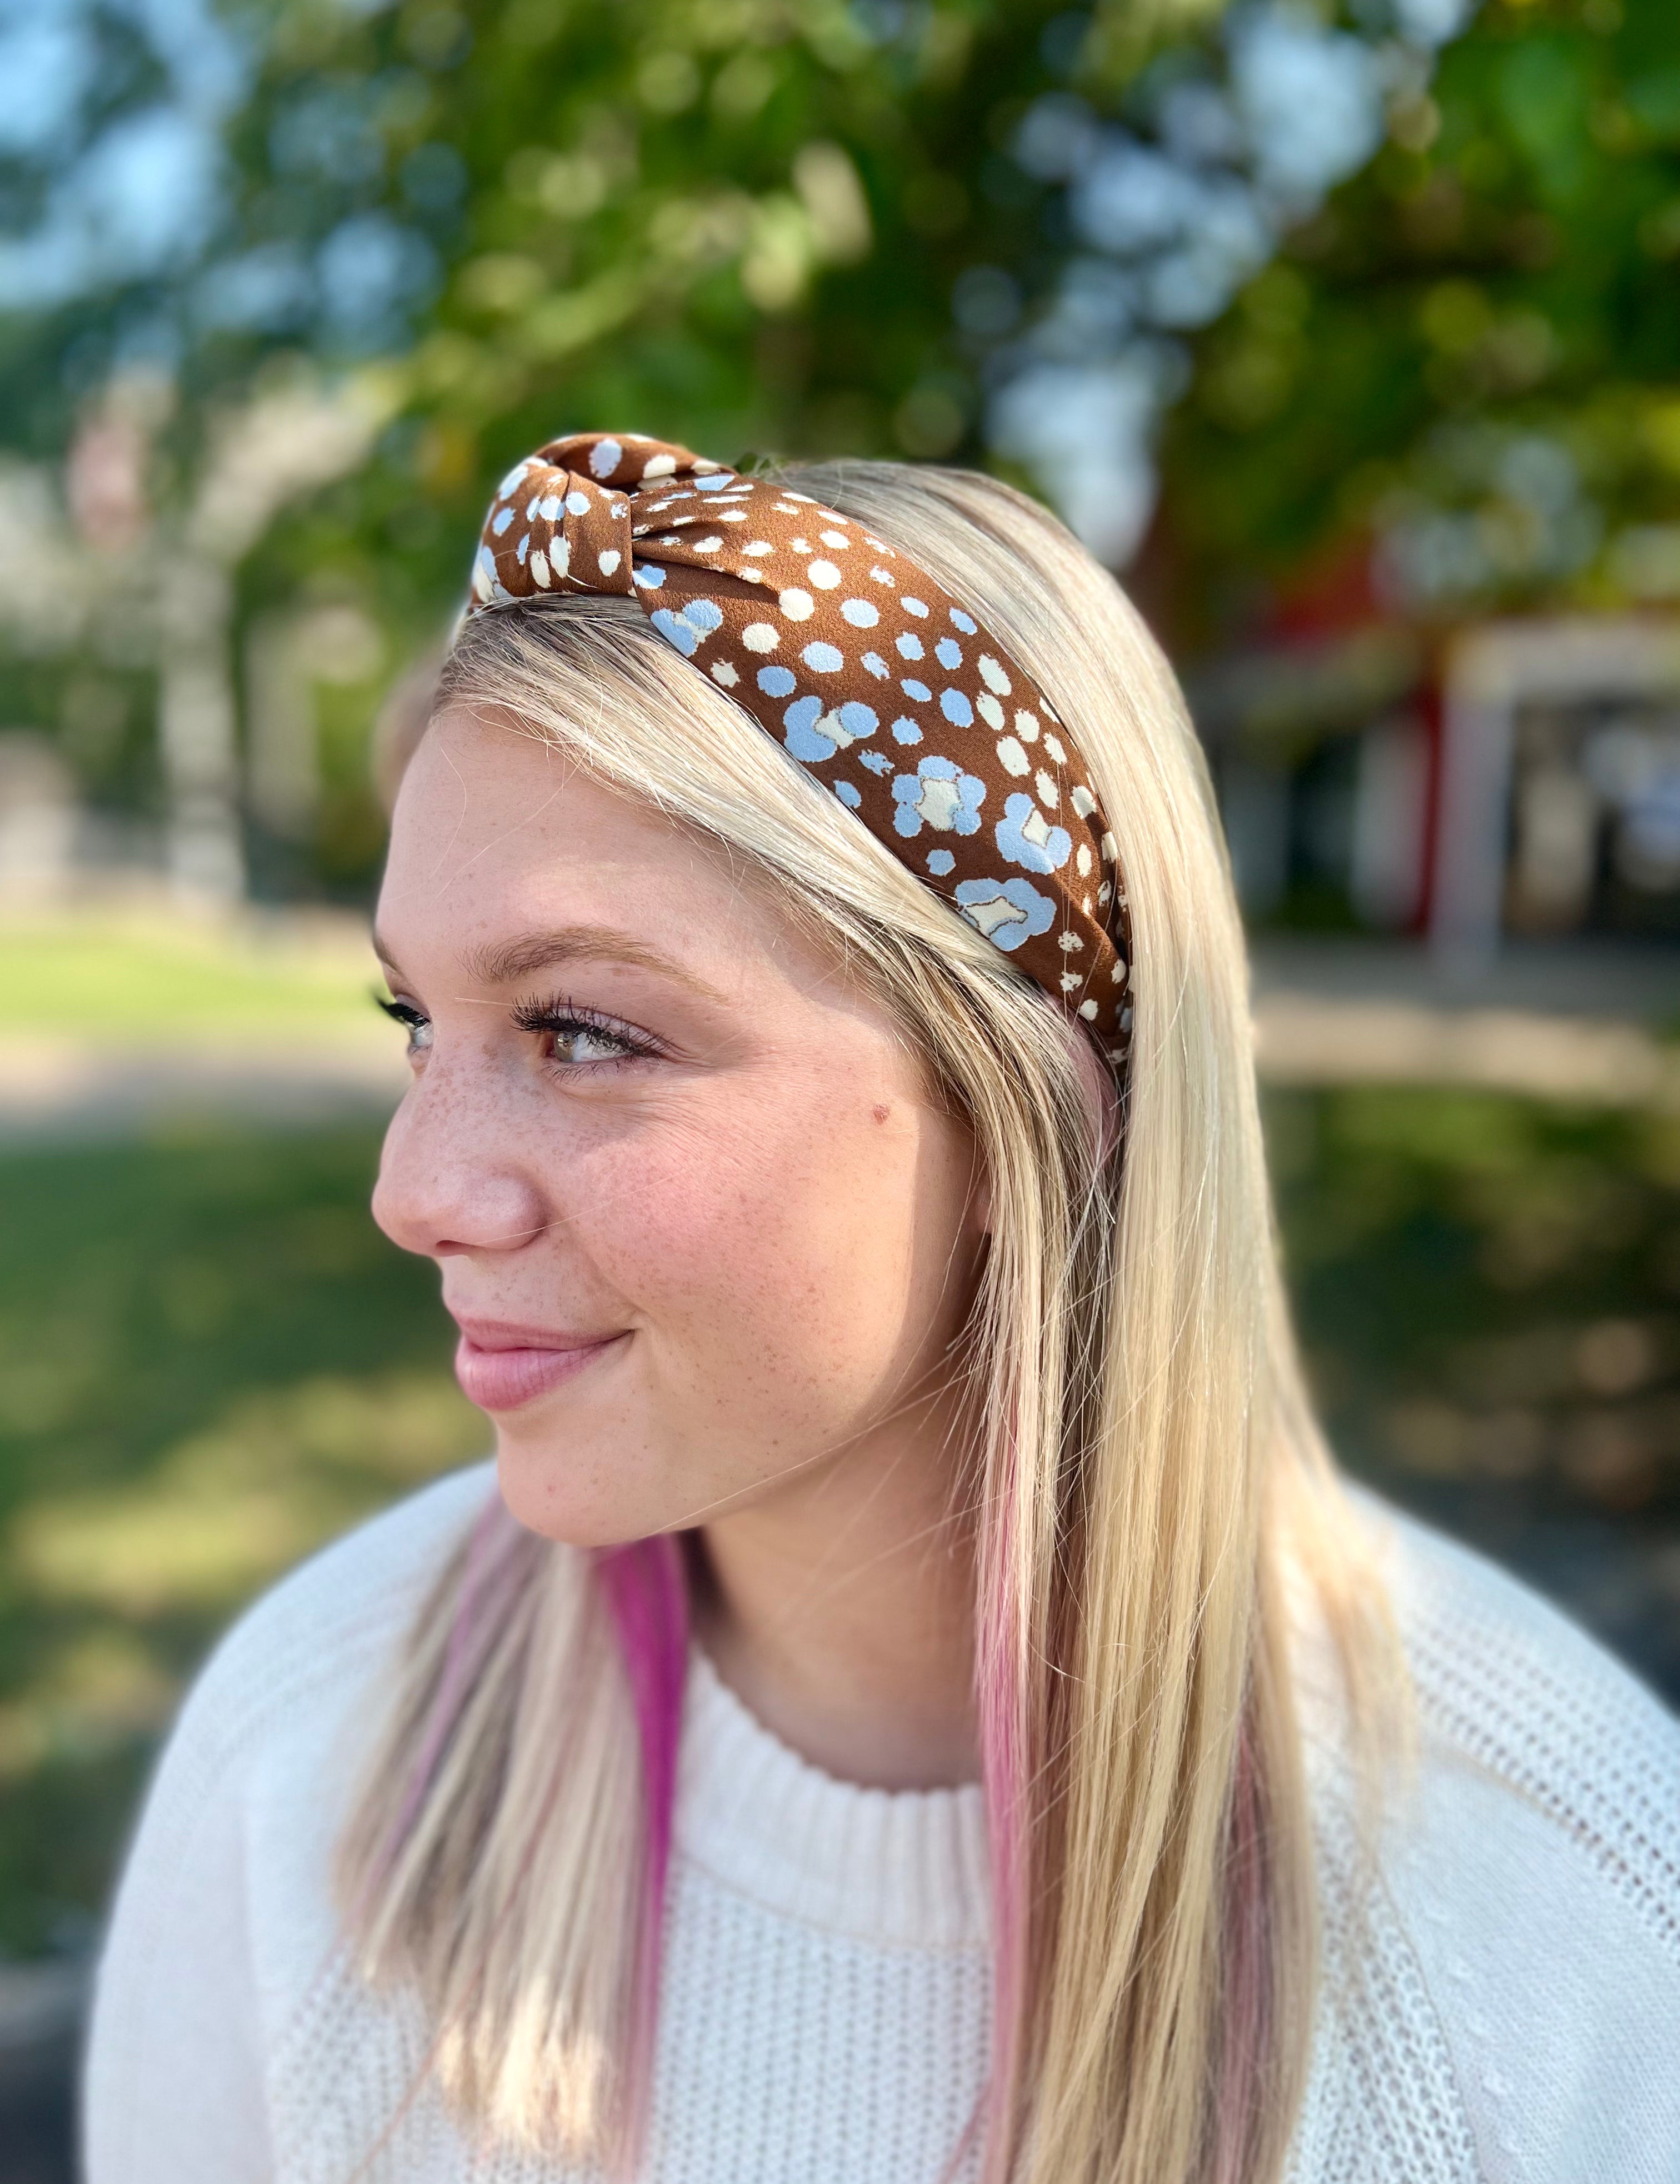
[
  {"left": 978, "top": 655, "right": 1012, "bottom": 694},
  {"left": 530, "top": 548, "right": 551, "bottom": 588},
  {"left": 902, "top": 596, "right": 929, "bottom": 617},
  {"left": 791, "top": 536, "right": 813, "bottom": 553},
  {"left": 819, "top": 528, "right": 850, "bottom": 548},
  {"left": 742, "top": 623, "right": 779, "bottom": 652},
  {"left": 1044, "top": 733, "right": 1066, "bottom": 763},
  {"left": 715, "top": 509, "right": 749, "bottom": 522},
  {"left": 589, "top": 438, "right": 623, "bottom": 478},
  {"left": 691, "top": 536, "right": 723, "bottom": 553},
  {"left": 1014, "top": 710, "right": 1039, "bottom": 742},
  {"left": 996, "top": 737, "right": 1030, "bottom": 777},
  {"left": 1076, "top": 843, "right": 1092, "bottom": 875},
  {"left": 1101, "top": 832, "right": 1117, "bottom": 863},
  {"left": 779, "top": 589, "right": 815, "bottom": 620},
  {"left": 743, "top": 541, "right": 775, "bottom": 556},
  {"left": 807, "top": 559, "right": 842, "bottom": 589},
  {"left": 1071, "top": 786, "right": 1097, "bottom": 817},
  {"left": 1036, "top": 770, "right": 1059, "bottom": 807},
  {"left": 711, "top": 660, "right": 739, "bottom": 686},
  {"left": 566, "top": 490, "right": 592, "bottom": 516},
  {"left": 1078, "top": 999, "right": 1098, "bottom": 1022},
  {"left": 597, "top": 548, "right": 621, "bottom": 576},
  {"left": 1098, "top": 882, "right": 1113, "bottom": 905},
  {"left": 871, "top": 566, "right": 896, "bottom": 586},
  {"left": 841, "top": 598, "right": 879, "bottom": 626},
  {"left": 642, "top": 452, "right": 677, "bottom": 478},
  {"left": 977, "top": 693, "right": 1004, "bottom": 729},
  {"left": 802, "top": 642, "right": 844, "bottom": 672},
  {"left": 550, "top": 538, "right": 571, "bottom": 577},
  {"left": 1060, "top": 972, "right": 1081, "bottom": 993},
  {"left": 1058, "top": 932, "right": 1083, "bottom": 952}
]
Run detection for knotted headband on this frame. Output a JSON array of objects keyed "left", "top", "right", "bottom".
[{"left": 467, "top": 431, "right": 1133, "bottom": 1064}]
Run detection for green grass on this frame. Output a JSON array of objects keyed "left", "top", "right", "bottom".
[
  {"left": 0, "top": 913, "right": 377, "bottom": 1037},
  {"left": 0, "top": 1091, "right": 1677, "bottom": 1957},
  {"left": 0, "top": 1124, "right": 483, "bottom": 1955}
]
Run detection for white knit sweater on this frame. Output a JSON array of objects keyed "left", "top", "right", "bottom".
[{"left": 84, "top": 1462, "right": 1680, "bottom": 2184}]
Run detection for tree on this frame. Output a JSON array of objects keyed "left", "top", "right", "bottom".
[{"left": 1153, "top": 0, "right": 1680, "bottom": 651}]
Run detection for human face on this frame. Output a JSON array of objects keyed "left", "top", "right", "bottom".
[{"left": 371, "top": 704, "right": 988, "bottom": 1549}]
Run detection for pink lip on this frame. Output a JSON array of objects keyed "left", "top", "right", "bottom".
[{"left": 451, "top": 1320, "right": 628, "bottom": 1412}]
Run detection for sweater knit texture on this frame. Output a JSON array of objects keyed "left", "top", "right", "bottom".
[{"left": 84, "top": 1462, "right": 1680, "bottom": 2183}]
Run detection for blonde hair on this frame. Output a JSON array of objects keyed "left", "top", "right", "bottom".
[{"left": 339, "top": 462, "right": 1394, "bottom": 2184}]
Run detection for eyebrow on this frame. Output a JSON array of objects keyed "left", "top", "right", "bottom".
[{"left": 372, "top": 924, "right": 730, "bottom": 1006}]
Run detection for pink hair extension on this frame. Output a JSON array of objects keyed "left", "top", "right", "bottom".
[
  {"left": 594, "top": 1531, "right": 691, "bottom": 2167},
  {"left": 1210, "top": 1707, "right": 1271, "bottom": 2184}
]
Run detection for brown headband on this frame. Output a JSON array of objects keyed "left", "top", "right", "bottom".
[{"left": 466, "top": 432, "right": 1133, "bottom": 1064}]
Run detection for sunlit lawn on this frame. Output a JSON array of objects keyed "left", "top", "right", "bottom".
[
  {"left": 0, "top": 1087, "right": 1677, "bottom": 1957},
  {"left": 0, "top": 910, "right": 377, "bottom": 1037},
  {"left": 0, "top": 1123, "right": 483, "bottom": 1957}
]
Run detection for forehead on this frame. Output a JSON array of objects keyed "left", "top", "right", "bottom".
[{"left": 377, "top": 706, "right": 796, "bottom": 977}]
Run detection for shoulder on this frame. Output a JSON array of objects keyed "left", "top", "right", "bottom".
[
  {"left": 107, "top": 1458, "right": 500, "bottom": 1931},
  {"left": 86, "top": 1463, "right": 501, "bottom": 2172},
  {"left": 1307, "top": 1490, "right": 1680, "bottom": 2181},
  {"left": 173, "top": 1458, "right": 500, "bottom": 1777},
  {"left": 1366, "top": 1488, "right": 1679, "bottom": 1963}
]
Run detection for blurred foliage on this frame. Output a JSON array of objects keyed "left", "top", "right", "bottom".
[
  {"left": 1, "top": 1086, "right": 1677, "bottom": 1952},
  {"left": 1269, "top": 1081, "right": 1680, "bottom": 1693},
  {"left": 1158, "top": 0, "right": 1680, "bottom": 643},
  {"left": 3, "top": 0, "right": 1222, "bottom": 548},
  {"left": 1, "top": 0, "right": 1230, "bottom": 892}
]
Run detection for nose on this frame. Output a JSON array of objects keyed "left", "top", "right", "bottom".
[{"left": 372, "top": 1069, "right": 552, "bottom": 1261}]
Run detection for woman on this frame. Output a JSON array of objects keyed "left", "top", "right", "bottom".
[{"left": 86, "top": 436, "right": 1679, "bottom": 2184}]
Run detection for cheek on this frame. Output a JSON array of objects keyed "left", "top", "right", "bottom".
[{"left": 577, "top": 1096, "right": 954, "bottom": 1420}]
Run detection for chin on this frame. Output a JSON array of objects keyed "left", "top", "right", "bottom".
[{"left": 491, "top": 1427, "right": 671, "bottom": 1551}]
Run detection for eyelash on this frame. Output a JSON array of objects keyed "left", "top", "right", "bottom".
[
  {"left": 509, "top": 992, "right": 663, "bottom": 1067},
  {"left": 374, "top": 992, "right": 661, "bottom": 1071}
]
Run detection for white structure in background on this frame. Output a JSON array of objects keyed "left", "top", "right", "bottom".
[
  {"left": 153, "top": 382, "right": 384, "bottom": 906},
  {"left": 244, "top": 603, "right": 386, "bottom": 845},
  {"left": 1432, "top": 618, "right": 1680, "bottom": 961},
  {"left": 0, "top": 733, "right": 78, "bottom": 898},
  {"left": 1352, "top": 715, "right": 1433, "bottom": 929}
]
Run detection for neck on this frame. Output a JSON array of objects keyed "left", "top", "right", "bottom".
[{"left": 693, "top": 1388, "right": 979, "bottom": 1791}]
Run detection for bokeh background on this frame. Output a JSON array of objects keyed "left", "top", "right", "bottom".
[{"left": 2, "top": 0, "right": 1678, "bottom": 2168}]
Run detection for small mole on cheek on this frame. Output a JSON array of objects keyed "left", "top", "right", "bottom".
[{"left": 872, "top": 1103, "right": 890, "bottom": 1125}]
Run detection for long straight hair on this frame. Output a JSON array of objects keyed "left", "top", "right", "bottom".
[{"left": 338, "top": 461, "right": 1394, "bottom": 2184}]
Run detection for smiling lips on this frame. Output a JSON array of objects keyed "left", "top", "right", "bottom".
[{"left": 452, "top": 1320, "right": 627, "bottom": 1411}]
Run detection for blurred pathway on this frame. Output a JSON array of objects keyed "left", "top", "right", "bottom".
[{"left": 1251, "top": 940, "right": 1680, "bottom": 1107}]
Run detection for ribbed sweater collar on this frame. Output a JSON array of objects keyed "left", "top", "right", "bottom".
[{"left": 674, "top": 1649, "right": 991, "bottom": 1952}]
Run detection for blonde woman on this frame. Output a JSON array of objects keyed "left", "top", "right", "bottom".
[{"left": 86, "top": 438, "right": 1679, "bottom": 2184}]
